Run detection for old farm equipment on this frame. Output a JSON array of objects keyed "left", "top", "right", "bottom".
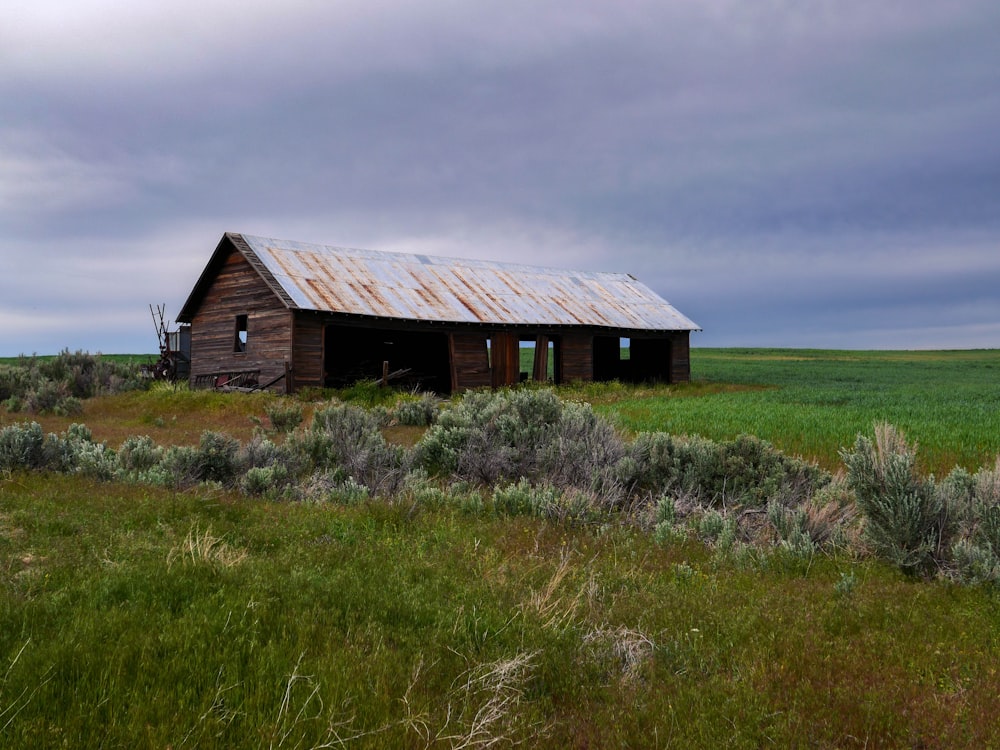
[{"left": 142, "top": 304, "right": 191, "bottom": 381}]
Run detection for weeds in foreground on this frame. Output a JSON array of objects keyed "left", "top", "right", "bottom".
[{"left": 3, "top": 388, "right": 1000, "bottom": 585}]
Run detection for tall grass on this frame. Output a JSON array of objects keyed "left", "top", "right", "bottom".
[{"left": 2, "top": 474, "right": 1000, "bottom": 747}]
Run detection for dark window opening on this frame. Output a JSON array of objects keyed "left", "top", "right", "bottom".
[
  {"left": 594, "top": 335, "right": 670, "bottom": 382},
  {"left": 234, "top": 315, "right": 248, "bottom": 353}
]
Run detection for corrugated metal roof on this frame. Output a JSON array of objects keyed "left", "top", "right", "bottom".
[{"left": 239, "top": 233, "right": 700, "bottom": 331}]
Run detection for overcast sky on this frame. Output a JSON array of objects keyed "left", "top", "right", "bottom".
[{"left": 2, "top": 0, "right": 998, "bottom": 356}]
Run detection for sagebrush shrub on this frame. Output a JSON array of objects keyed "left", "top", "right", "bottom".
[
  {"left": 842, "top": 423, "right": 946, "bottom": 575},
  {"left": 240, "top": 433, "right": 299, "bottom": 472},
  {"left": 197, "top": 431, "right": 242, "bottom": 484},
  {"left": 951, "top": 458, "right": 1000, "bottom": 584},
  {"left": 241, "top": 465, "right": 290, "bottom": 497},
  {"left": 416, "top": 389, "right": 626, "bottom": 499},
  {"left": 767, "top": 499, "right": 816, "bottom": 556},
  {"left": 416, "top": 389, "right": 563, "bottom": 483},
  {"left": 491, "top": 478, "right": 561, "bottom": 518},
  {"left": 0, "top": 421, "right": 47, "bottom": 472},
  {"left": 156, "top": 445, "right": 203, "bottom": 488},
  {"left": 117, "top": 435, "right": 163, "bottom": 474},
  {"left": 697, "top": 509, "right": 726, "bottom": 542},
  {"left": 57, "top": 423, "right": 117, "bottom": 480},
  {"left": 303, "top": 472, "right": 371, "bottom": 504},
  {"left": 536, "top": 400, "right": 628, "bottom": 505},
  {"left": 0, "top": 366, "right": 30, "bottom": 402},
  {"left": 0, "top": 351, "right": 145, "bottom": 414},
  {"left": 264, "top": 401, "right": 303, "bottom": 433},
  {"left": 628, "top": 431, "right": 828, "bottom": 508},
  {"left": 24, "top": 380, "right": 71, "bottom": 415},
  {"left": 294, "top": 402, "right": 408, "bottom": 494},
  {"left": 394, "top": 393, "right": 441, "bottom": 427}
]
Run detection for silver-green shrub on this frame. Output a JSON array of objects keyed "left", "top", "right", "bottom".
[
  {"left": 951, "top": 459, "right": 1000, "bottom": 584},
  {"left": 303, "top": 472, "right": 371, "bottom": 504},
  {"left": 241, "top": 465, "right": 290, "bottom": 497},
  {"left": 62, "top": 424, "right": 117, "bottom": 480},
  {"left": 196, "top": 431, "right": 242, "bottom": 484},
  {"left": 264, "top": 401, "right": 303, "bottom": 433},
  {"left": 393, "top": 393, "right": 441, "bottom": 427},
  {"left": 416, "top": 389, "right": 626, "bottom": 500},
  {"left": 156, "top": 445, "right": 203, "bottom": 488},
  {"left": 842, "top": 423, "right": 947, "bottom": 575},
  {"left": 628, "top": 431, "right": 828, "bottom": 508},
  {"left": 117, "top": 435, "right": 164, "bottom": 475},
  {"left": 0, "top": 421, "right": 47, "bottom": 472},
  {"left": 767, "top": 499, "right": 816, "bottom": 557},
  {"left": 491, "top": 478, "right": 561, "bottom": 518},
  {"left": 3, "top": 351, "right": 145, "bottom": 415},
  {"left": 293, "top": 402, "right": 408, "bottom": 494}
]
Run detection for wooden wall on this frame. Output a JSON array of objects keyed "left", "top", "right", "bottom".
[
  {"left": 188, "top": 251, "right": 292, "bottom": 390},
  {"left": 669, "top": 331, "right": 691, "bottom": 382},
  {"left": 449, "top": 332, "right": 491, "bottom": 391},
  {"left": 560, "top": 333, "right": 594, "bottom": 382},
  {"left": 292, "top": 316, "right": 324, "bottom": 390},
  {"left": 490, "top": 333, "right": 521, "bottom": 388}
]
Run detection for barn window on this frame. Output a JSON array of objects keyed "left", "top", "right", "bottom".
[{"left": 234, "top": 314, "right": 248, "bottom": 353}]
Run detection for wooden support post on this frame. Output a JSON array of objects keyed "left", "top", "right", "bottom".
[{"left": 532, "top": 335, "right": 549, "bottom": 382}]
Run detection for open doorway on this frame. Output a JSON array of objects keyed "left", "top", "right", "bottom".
[{"left": 323, "top": 325, "right": 451, "bottom": 391}]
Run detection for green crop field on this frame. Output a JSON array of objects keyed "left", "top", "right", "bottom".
[
  {"left": 0, "top": 353, "right": 155, "bottom": 367},
  {"left": 585, "top": 348, "right": 1000, "bottom": 476}
]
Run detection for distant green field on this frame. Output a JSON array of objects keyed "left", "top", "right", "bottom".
[
  {"left": 0, "top": 353, "right": 155, "bottom": 366},
  {"left": 593, "top": 348, "right": 1000, "bottom": 475}
]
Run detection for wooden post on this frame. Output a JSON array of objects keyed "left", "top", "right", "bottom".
[
  {"left": 532, "top": 335, "right": 549, "bottom": 382},
  {"left": 381, "top": 360, "right": 389, "bottom": 387}
]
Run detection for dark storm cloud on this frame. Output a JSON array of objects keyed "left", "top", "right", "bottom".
[{"left": 1, "top": 0, "right": 998, "bottom": 354}]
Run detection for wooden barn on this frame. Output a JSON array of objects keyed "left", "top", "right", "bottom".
[{"left": 175, "top": 232, "right": 700, "bottom": 393}]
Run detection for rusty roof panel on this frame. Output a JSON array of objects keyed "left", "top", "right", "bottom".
[{"left": 239, "top": 233, "right": 700, "bottom": 331}]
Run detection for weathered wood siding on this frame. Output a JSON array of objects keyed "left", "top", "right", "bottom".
[
  {"left": 669, "top": 331, "right": 691, "bottom": 382},
  {"left": 490, "top": 332, "right": 521, "bottom": 387},
  {"left": 560, "top": 333, "right": 593, "bottom": 382},
  {"left": 449, "top": 332, "right": 491, "bottom": 391},
  {"left": 532, "top": 335, "right": 549, "bottom": 382},
  {"left": 188, "top": 251, "right": 292, "bottom": 389},
  {"left": 292, "top": 315, "right": 325, "bottom": 390}
]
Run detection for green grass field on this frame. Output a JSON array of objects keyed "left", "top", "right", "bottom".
[
  {"left": 0, "top": 353, "right": 155, "bottom": 366},
  {"left": 4, "top": 474, "right": 1000, "bottom": 748},
  {"left": 587, "top": 348, "right": 1000, "bottom": 476},
  {"left": 3, "top": 348, "right": 1000, "bottom": 747}
]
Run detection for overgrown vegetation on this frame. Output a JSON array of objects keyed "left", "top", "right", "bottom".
[
  {"left": 0, "top": 350, "right": 146, "bottom": 416},
  {"left": 4, "top": 386, "right": 1000, "bottom": 585},
  {"left": 3, "top": 349, "right": 1000, "bottom": 746}
]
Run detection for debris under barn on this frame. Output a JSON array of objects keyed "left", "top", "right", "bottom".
[{"left": 176, "top": 233, "right": 700, "bottom": 393}]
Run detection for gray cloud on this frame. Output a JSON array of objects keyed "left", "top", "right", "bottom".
[{"left": 2, "top": 0, "right": 998, "bottom": 355}]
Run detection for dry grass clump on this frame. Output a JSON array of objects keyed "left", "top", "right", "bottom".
[{"left": 166, "top": 525, "right": 248, "bottom": 569}]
